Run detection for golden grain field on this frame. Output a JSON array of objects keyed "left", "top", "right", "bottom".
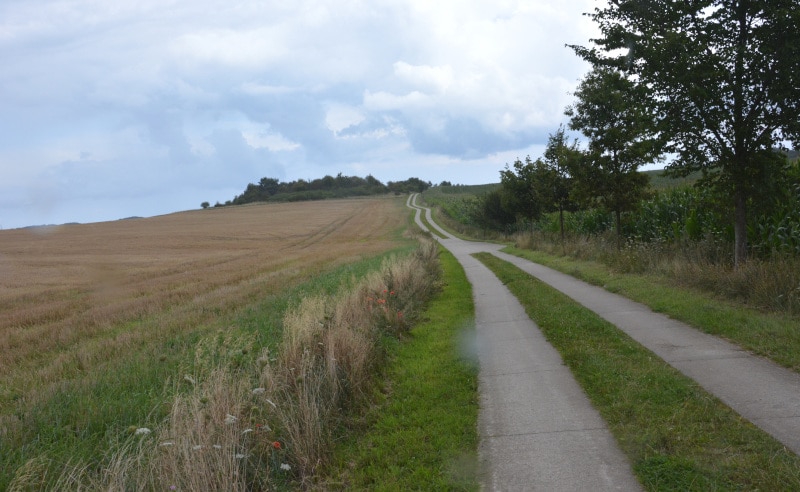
[{"left": 0, "top": 197, "right": 409, "bottom": 410}]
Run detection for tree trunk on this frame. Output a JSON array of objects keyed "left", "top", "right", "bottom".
[
  {"left": 615, "top": 209, "right": 622, "bottom": 250},
  {"left": 559, "top": 205, "right": 565, "bottom": 249},
  {"left": 734, "top": 189, "right": 747, "bottom": 268}
]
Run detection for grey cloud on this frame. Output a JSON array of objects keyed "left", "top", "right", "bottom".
[{"left": 0, "top": 0, "right": 600, "bottom": 228}]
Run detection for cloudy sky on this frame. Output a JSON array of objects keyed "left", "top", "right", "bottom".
[{"left": 1, "top": 0, "right": 600, "bottom": 229}]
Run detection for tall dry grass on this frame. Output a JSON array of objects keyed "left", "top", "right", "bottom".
[
  {"left": 42, "top": 369, "right": 263, "bottom": 492},
  {"left": 260, "top": 239, "right": 440, "bottom": 480},
  {"left": 514, "top": 231, "right": 800, "bottom": 314},
  {"left": 36, "top": 238, "right": 441, "bottom": 490}
]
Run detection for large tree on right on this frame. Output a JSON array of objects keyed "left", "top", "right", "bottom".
[{"left": 572, "top": 0, "right": 800, "bottom": 266}]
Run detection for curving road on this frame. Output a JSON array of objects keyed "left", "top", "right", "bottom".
[
  {"left": 408, "top": 193, "right": 800, "bottom": 489},
  {"left": 407, "top": 194, "right": 642, "bottom": 491}
]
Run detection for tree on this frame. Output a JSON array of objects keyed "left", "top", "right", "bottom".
[
  {"left": 201, "top": 201, "right": 210, "bottom": 209},
  {"left": 499, "top": 156, "right": 547, "bottom": 223},
  {"left": 542, "top": 126, "right": 582, "bottom": 243},
  {"left": 571, "top": 0, "right": 800, "bottom": 266},
  {"left": 470, "top": 189, "right": 517, "bottom": 231},
  {"left": 566, "top": 67, "right": 659, "bottom": 240}
]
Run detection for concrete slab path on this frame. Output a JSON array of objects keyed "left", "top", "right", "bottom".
[
  {"left": 408, "top": 194, "right": 800, "bottom": 472},
  {"left": 492, "top": 249, "right": 800, "bottom": 456},
  {"left": 407, "top": 195, "right": 642, "bottom": 491}
]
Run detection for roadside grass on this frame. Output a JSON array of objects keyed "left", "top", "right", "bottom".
[
  {"left": 2, "top": 246, "right": 415, "bottom": 490},
  {"left": 417, "top": 207, "right": 448, "bottom": 240},
  {"left": 406, "top": 193, "right": 445, "bottom": 240},
  {"left": 418, "top": 191, "right": 504, "bottom": 242},
  {"left": 502, "top": 246, "right": 800, "bottom": 372},
  {"left": 475, "top": 252, "right": 800, "bottom": 490},
  {"left": 325, "top": 247, "right": 479, "bottom": 491}
]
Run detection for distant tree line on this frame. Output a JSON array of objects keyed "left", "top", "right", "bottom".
[{"left": 202, "top": 174, "right": 430, "bottom": 208}]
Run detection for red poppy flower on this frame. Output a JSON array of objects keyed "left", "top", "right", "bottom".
[{"left": 272, "top": 441, "right": 281, "bottom": 450}]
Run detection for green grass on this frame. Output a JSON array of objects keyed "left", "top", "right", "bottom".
[
  {"left": 502, "top": 246, "right": 800, "bottom": 372},
  {"left": 1, "top": 247, "right": 416, "bottom": 491},
  {"left": 407, "top": 195, "right": 448, "bottom": 240},
  {"left": 421, "top": 185, "right": 508, "bottom": 242},
  {"left": 474, "top": 252, "right": 800, "bottom": 490},
  {"left": 326, "top": 247, "right": 479, "bottom": 490},
  {"left": 419, "top": 210, "right": 448, "bottom": 240},
  {"left": 643, "top": 169, "right": 701, "bottom": 190}
]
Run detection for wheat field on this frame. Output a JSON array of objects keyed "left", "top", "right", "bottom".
[{"left": 0, "top": 197, "right": 409, "bottom": 423}]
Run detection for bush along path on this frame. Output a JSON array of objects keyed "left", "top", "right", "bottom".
[
  {"left": 409, "top": 193, "right": 800, "bottom": 489},
  {"left": 407, "top": 195, "right": 642, "bottom": 490}
]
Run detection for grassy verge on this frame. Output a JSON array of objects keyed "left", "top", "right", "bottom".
[
  {"left": 2, "top": 247, "right": 415, "bottom": 490},
  {"left": 502, "top": 246, "right": 800, "bottom": 372},
  {"left": 419, "top": 211, "right": 448, "bottom": 240},
  {"left": 417, "top": 195, "right": 479, "bottom": 241},
  {"left": 407, "top": 197, "right": 448, "bottom": 240},
  {"left": 325, "top": 247, "right": 479, "bottom": 490},
  {"left": 475, "top": 252, "right": 800, "bottom": 490}
]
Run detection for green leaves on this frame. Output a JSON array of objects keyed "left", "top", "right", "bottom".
[
  {"left": 567, "top": 67, "right": 658, "bottom": 236},
  {"left": 573, "top": 0, "right": 800, "bottom": 263}
]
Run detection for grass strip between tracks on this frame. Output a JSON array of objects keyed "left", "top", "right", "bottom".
[
  {"left": 502, "top": 246, "right": 800, "bottom": 372},
  {"left": 409, "top": 196, "right": 448, "bottom": 240},
  {"left": 475, "top": 252, "right": 800, "bottom": 491},
  {"left": 326, "top": 247, "right": 479, "bottom": 490}
]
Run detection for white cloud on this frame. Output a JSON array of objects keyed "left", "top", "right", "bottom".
[
  {"left": 170, "top": 28, "right": 289, "bottom": 69},
  {"left": 324, "top": 103, "right": 366, "bottom": 134},
  {"left": 239, "top": 82, "right": 300, "bottom": 96},
  {"left": 363, "top": 90, "right": 432, "bottom": 112},
  {"left": 392, "top": 62, "right": 454, "bottom": 94},
  {"left": 242, "top": 131, "right": 300, "bottom": 152},
  {"left": 0, "top": 0, "right": 601, "bottom": 228}
]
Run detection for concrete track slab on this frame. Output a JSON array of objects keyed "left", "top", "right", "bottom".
[
  {"left": 407, "top": 195, "right": 642, "bottom": 491},
  {"left": 492, "top": 249, "right": 800, "bottom": 455}
]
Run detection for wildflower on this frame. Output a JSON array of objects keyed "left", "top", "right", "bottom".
[
  {"left": 390, "top": 291, "right": 396, "bottom": 296},
  {"left": 252, "top": 387, "right": 266, "bottom": 395},
  {"left": 192, "top": 445, "right": 203, "bottom": 451},
  {"left": 213, "top": 444, "right": 222, "bottom": 450},
  {"left": 242, "top": 428, "right": 253, "bottom": 435},
  {"left": 170, "top": 486, "right": 177, "bottom": 491},
  {"left": 235, "top": 453, "right": 248, "bottom": 459},
  {"left": 134, "top": 427, "right": 151, "bottom": 436},
  {"left": 280, "top": 463, "right": 291, "bottom": 471},
  {"left": 224, "top": 414, "right": 237, "bottom": 425},
  {"left": 272, "top": 441, "right": 281, "bottom": 450}
]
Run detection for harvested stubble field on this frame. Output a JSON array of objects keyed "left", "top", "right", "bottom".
[{"left": 0, "top": 197, "right": 408, "bottom": 442}]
